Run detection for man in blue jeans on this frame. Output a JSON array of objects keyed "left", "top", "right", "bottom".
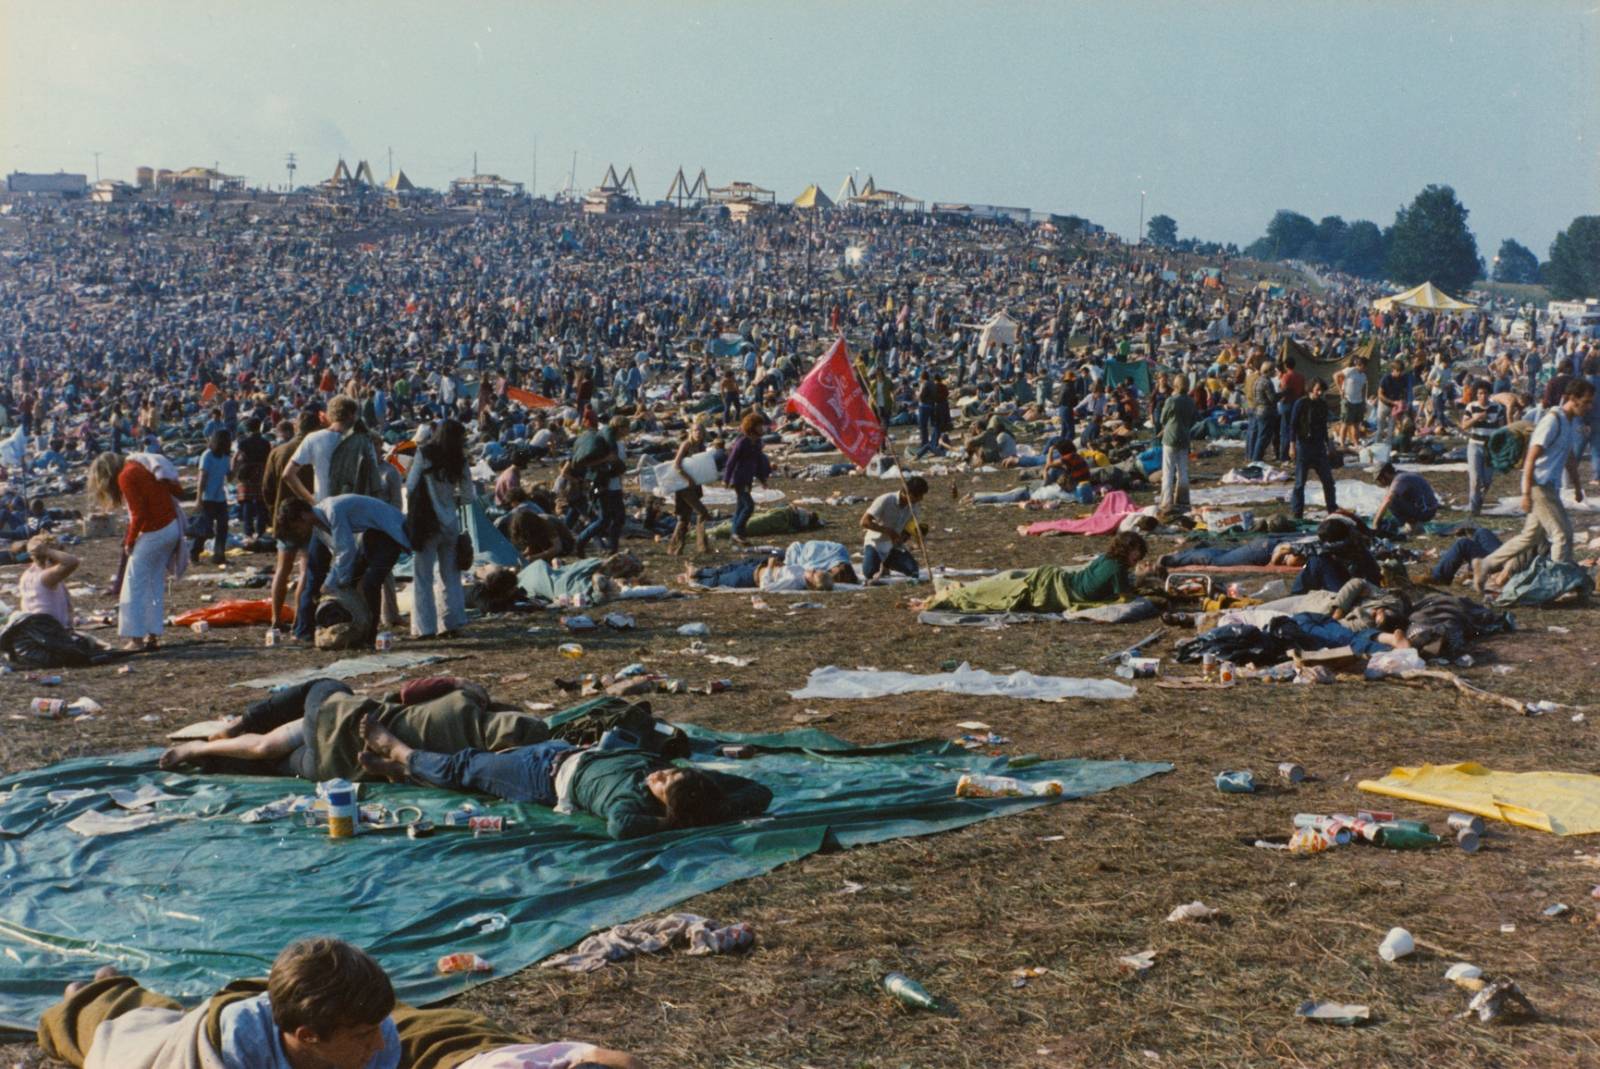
[
  {"left": 276, "top": 495, "right": 409, "bottom": 643},
  {"left": 860, "top": 476, "right": 928, "bottom": 583},
  {"left": 1289, "top": 379, "right": 1337, "bottom": 520}
]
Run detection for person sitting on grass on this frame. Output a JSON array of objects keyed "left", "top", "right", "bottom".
[
  {"left": 356, "top": 714, "right": 772, "bottom": 842},
  {"left": 39, "top": 936, "right": 640, "bottom": 1069},
  {"left": 20, "top": 533, "right": 80, "bottom": 629}
]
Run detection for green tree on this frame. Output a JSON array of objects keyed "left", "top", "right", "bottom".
[
  {"left": 1491, "top": 239, "right": 1540, "bottom": 284},
  {"left": 1146, "top": 214, "right": 1178, "bottom": 247},
  {"left": 1261, "top": 210, "right": 1316, "bottom": 261},
  {"left": 1339, "top": 220, "right": 1387, "bottom": 278},
  {"left": 1309, "top": 216, "right": 1349, "bottom": 265},
  {"left": 1384, "top": 184, "right": 1481, "bottom": 294},
  {"left": 1545, "top": 216, "right": 1600, "bottom": 300}
]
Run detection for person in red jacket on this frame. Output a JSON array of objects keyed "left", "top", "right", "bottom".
[{"left": 88, "top": 452, "right": 183, "bottom": 651}]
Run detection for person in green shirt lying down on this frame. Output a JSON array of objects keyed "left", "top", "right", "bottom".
[
  {"left": 913, "top": 532, "right": 1150, "bottom": 614},
  {"left": 356, "top": 715, "right": 772, "bottom": 841}
]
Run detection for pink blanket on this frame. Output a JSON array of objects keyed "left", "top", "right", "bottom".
[{"left": 1019, "top": 490, "right": 1140, "bottom": 537}]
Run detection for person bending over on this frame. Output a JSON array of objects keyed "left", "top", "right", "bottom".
[{"left": 357, "top": 716, "right": 771, "bottom": 841}]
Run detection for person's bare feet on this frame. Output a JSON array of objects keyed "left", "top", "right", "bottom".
[
  {"left": 158, "top": 743, "right": 202, "bottom": 770},
  {"left": 1470, "top": 558, "right": 1487, "bottom": 594},
  {"left": 357, "top": 750, "right": 408, "bottom": 781},
  {"left": 121, "top": 639, "right": 143, "bottom": 652},
  {"left": 65, "top": 965, "right": 122, "bottom": 997}
]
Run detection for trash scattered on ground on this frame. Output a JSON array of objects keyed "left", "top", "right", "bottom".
[
  {"left": 1445, "top": 963, "right": 1484, "bottom": 989},
  {"left": 601, "top": 612, "right": 635, "bottom": 630},
  {"left": 436, "top": 952, "right": 493, "bottom": 975},
  {"left": 1378, "top": 927, "right": 1415, "bottom": 962},
  {"left": 677, "top": 622, "right": 711, "bottom": 637},
  {"left": 455, "top": 912, "right": 509, "bottom": 936},
  {"left": 1118, "top": 949, "right": 1157, "bottom": 974},
  {"left": 1010, "top": 966, "right": 1048, "bottom": 988},
  {"left": 1542, "top": 903, "right": 1570, "bottom": 918},
  {"left": 1215, "top": 770, "right": 1255, "bottom": 793},
  {"left": 1458, "top": 976, "right": 1536, "bottom": 1023},
  {"left": 955, "top": 772, "right": 1062, "bottom": 798},
  {"left": 562, "top": 614, "right": 596, "bottom": 632},
  {"left": 1165, "top": 901, "right": 1220, "bottom": 923},
  {"left": 882, "top": 971, "right": 940, "bottom": 1010},
  {"left": 1296, "top": 1000, "right": 1371, "bottom": 1025},
  {"left": 1278, "top": 762, "right": 1306, "bottom": 783}
]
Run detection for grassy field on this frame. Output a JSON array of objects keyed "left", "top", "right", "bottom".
[{"left": 3, "top": 432, "right": 1598, "bottom": 1069}]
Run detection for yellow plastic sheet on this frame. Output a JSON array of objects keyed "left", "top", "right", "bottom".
[{"left": 1358, "top": 762, "right": 1600, "bottom": 836}]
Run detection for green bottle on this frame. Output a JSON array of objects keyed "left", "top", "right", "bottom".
[
  {"left": 1375, "top": 824, "right": 1441, "bottom": 849},
  {"left": 882, "top": 971, "right": 939, "bottom": 1010}
]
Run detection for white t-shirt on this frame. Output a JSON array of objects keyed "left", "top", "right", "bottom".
[
  {"left": 1341, "top": 369, "right": 1367, "bottom": 404},
  {"left": 759, "top": 563, "right": 811, "bottom": 591},
  {"left": 862, "top": 491, "right": 913, "bottom": 555},
  {"left": 289, "top": 428, "right": 341, "bottom": 502}
]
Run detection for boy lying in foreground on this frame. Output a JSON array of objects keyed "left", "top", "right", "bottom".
[{"left": 40, "top": 937, "right": 639, "bottom": 1069}]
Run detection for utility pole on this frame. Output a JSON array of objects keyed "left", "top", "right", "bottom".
[
  {"left": 387, "top": 145, "right": 393, "bottom": 180},
  {"left": 473, "top": 150, "right": 478, "bottom": 175},
  {"left": 1138, "top": 190, "right": 1146, "bottom": 247},
  {"left": 91, "top": 151, "right": 101, "bottom": 182},
  {"left": 532, "top": 135, "right": 538, "bottom": 197},
  {"left": 285, "top": 152, "right": 297, "bottom": 192}
]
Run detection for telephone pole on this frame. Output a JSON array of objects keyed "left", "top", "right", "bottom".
[
  {"left": 91, "top": 151, "right": 102, "bottom": 182},
  {"left": 285, "top": 152, "right": 297, "bottom": 192},
  {"left": 387, "top": 145, "right": 393, "bottom": 180}
]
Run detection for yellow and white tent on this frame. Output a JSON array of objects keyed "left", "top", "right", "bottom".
[
  {"left": 793, "top": 184, "right": 833, "bottom": 210},
  {"left": 1372, "top": 281, "right": 1476, "bottom": 313}
]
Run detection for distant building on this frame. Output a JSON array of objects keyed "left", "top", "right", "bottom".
[
  {"left": 931, "top": 202, "right": 1030, "bottom": 224},
  {"left": 842, "top": 175, "right": 923, "bottom": 213},
  {"left": 163, "top": 167, "right": 245, "bottom": 193},
  {"left": 583, "top": 164, "right": 640, "bottom": 215},
  {"left": 708, "top": 179, "right": 775, "bottom": 224},
  {"left": 6, "top": 172, "right": 88, "bottom": 197},
  {"left": 90, "top": 180, "right": 136, "bottom": 203},
  {"left": 449, "top": 172, "right": 524, "bottom": 206}
]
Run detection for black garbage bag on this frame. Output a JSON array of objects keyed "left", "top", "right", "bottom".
[{"left": 0, "top": 612, "right": 124, "bottom": 668}]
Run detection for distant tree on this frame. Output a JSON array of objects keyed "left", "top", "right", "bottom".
[
  {"left": 1384, "top": 184, "right": 1481, "bottom": 294},
  {"left": 1309, "top": 216, "right": 1349, "bottom": 265},
  {"left": 1491, "top": 239, "right": 1540, "bottom": 284},
  {"left": 1545, "top": 217, "right": 1600, "bottom": 300},
  {"left": 1339, "top": 220, "right": 1388, "bottom": 279},
  {"left": 1146, "top": 214, "right": 1178, "bottom": 247},
  {"left": 1261, "top": 210, "right": 1317, "bottom": 261}
]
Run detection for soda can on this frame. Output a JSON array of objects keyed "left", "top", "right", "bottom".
[
  {"left": 1455, "top": 827, "right": 1482, "bottom": 853},
  {"left": 374, "top": 631, "right": 394, "bottom": 652},
  {"left": 1278, "top": 762, "right": 1306, "bottom": 784},
  {"left": 264, "top": 628, "right": 281, "bottom": 647},
  {"left": 468, "top": 815, "right": 504, "bottom": 837},
  {"left": 1447, "top": 813, "right": 1485, "bottom": 836},
  {"left": 1291, "top": 814, "right": 1350, "bottom": 845},
  {"left": 191, "top": 620, "right": 210, "bottom": 634},
  {"left": 30, "top": 697, "right": 65, "bottom": 717},
  {"left": 1202, "top": 652, "right": 1217, "bottom": 681},
  {"left": 1356, "top": 809, "right": 1395, "bottom": 823}
]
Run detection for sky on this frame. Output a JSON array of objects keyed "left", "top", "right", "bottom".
[{"left": 3, "top": 0, "right": 1597, "bottom": 258}]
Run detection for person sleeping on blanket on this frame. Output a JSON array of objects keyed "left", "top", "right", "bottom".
[
  {"left": 39, "top": 936, "right": 640, "bottom": 1069},
  {"left": 682, "top": 539, "right": 857, "bottom": 591},
  {"left": 355, "top": 714, "right": 772, "bottom": 841},
  {"left": 1156, "top": 534, "right": 1310, "bottom": 570},
  {"left": 913, "top": 532, "right": 1149, "bottom": 614}
]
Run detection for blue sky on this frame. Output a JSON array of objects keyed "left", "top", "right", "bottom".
[{"left": 3, "top": 1, "right": 1596, "bottom": 256}]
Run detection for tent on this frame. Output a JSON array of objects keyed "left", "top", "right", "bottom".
[
  {"left": 1103, "top": 357, "right": 1155, "bottom": 395},
  {"left": 977, "top": 311, "right": 1019, "bottom": 355},
  {"left": 793, "top": 184, "right": 833, "bottom": 210},
  {"left": 1372, "top": 281, "right": 1476, "bottom": 313}
]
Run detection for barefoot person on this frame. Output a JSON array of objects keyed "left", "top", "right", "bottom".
[
  {"left": 38, "top": 937, "right": 641, "bottom": 1069},
  {"left": 357, "top": 715, "right": 772, "bottom": 841},
  {"left": 87, "top": 451, "right": 184, "bottom": 652}
]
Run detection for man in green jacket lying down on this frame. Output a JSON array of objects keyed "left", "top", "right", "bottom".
[{"left": 357, "top": 715, "right": 773, "bottom": 841}]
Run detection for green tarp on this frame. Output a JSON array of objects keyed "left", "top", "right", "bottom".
[
  {"left": 1103, "top": 357, "right": 1153, "bottom": 395},
  {"left": 0, "top": 723, "right": 1170, "bottom": 1033}
]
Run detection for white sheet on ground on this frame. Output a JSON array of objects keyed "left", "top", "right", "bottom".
[
  {"left": 231, "top": 651, "right": 455, "bottom": 689},
  {"left": 1189, "top": 478, "right": 1389, "bottom": 516},
  {"left": 1483, "top": 490, "right": 1600, "bottom": 516},
  {"left": 790, "top": 663, "right": 1136, "bottom": 701},
  {"left": 700, "top": 486, "right": 786, "bottom": 507}
]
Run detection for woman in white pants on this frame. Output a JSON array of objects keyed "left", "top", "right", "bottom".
[
  {"left": 89, "top": 452, "right": 184, "bottom": 651},
  {"left": 404, "top": 419, "right": 476, "bottom": 638}
]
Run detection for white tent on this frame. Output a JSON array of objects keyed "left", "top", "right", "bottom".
[{"left": 978, "top": 311, "right": 1020, "bottom": 355}]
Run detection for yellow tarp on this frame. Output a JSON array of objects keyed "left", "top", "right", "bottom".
[
  {"left": 1358, "top": 762, "right": 1600, "bottom": 836},
  {"left": 1372, "top": 281, "right": 1477, "bottom": 313}
]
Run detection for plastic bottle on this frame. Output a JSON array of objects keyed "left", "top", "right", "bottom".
[{"left": 882, "top": 972, "right": 938, "bottom": 1010}]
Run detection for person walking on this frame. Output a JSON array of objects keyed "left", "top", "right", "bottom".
[
  {"left": 89, "top": 451, "right": 183, "bottom": 652},
  {"left": 404, "top": 418, "right": 474, "bottom": 638},
  {"left": 722, "top": 413, "right": 770, "bottom": 547},
  {"left": 1157, "top": 374, "right": 1195, "bottom": 516},
  {"left": 1475, "top": 379, "right": 1595, "bottom": 589},
  {"left": 666, "top": 419, "right": 713, "bottom": 556},
  {"left": 191, "top": 429, "right": 231, "bottom": 566}
]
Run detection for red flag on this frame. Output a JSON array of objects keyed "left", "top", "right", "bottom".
[
  {"left": 505, "top": 385, "right": 557, "bottom": 410},
  {"left": 785, "top": 337, "right": 883, "bottom": 468}
]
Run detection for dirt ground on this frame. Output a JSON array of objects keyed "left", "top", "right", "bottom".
[{"left": 4, "top": 433, "right": 1599, "bottom": 1069}]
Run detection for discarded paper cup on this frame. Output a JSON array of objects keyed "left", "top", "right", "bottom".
[
  {"left": 1278, "top": 762, "right": 1306, "bottom": 783},
  {"left": 1377, "top": 927, "right": 1414, "bottom": 962},
  {"left": 1447, "top": 813, "right": 1485, "bottom": 836}
]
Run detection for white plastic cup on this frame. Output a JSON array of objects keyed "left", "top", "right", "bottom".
[{"left": 1378, "top": 926, "right": 1415, "bottom": 962}]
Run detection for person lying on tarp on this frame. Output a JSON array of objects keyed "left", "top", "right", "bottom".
[
  {"left": 1155, "top": 533, "right": 1311, "bottom": 570},
  {"left": 38, "top": 936, "right": 641, "bottom": 1069},
  {"left": 356, "top": 714, "right": 772, "bottom": 841},
  {"left": 913, "top": 532, "right": 1150, "bottom": 614},
  {"left": 157, "top": 676, "right": 556, "bottom": 781}
]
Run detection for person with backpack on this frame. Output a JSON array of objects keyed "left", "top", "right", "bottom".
[
  {"left": 405, "top": 418, "right": 475, "bottom": 639},
  {"left": 572, "top": 417, "right": 629, "bottom": 554}
]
